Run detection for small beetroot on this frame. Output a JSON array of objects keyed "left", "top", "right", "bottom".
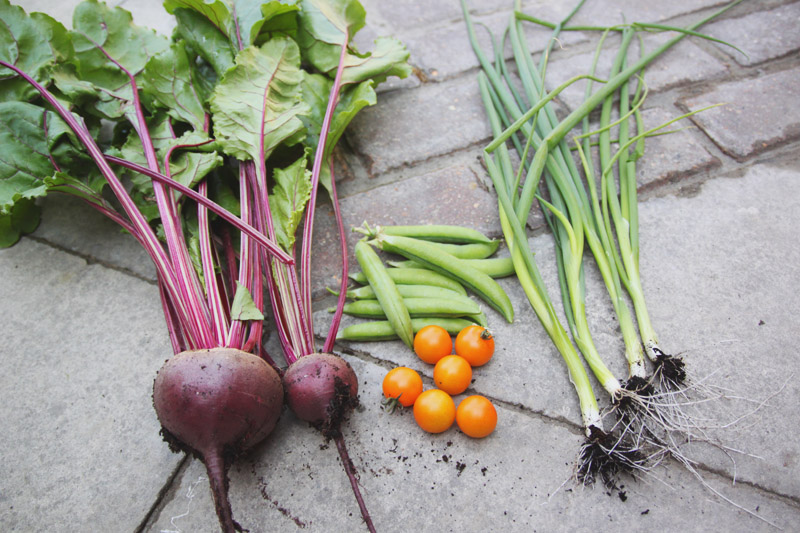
[
  {"left": 283, "top": 352, "right": 374, "bottom": 531},
  {"left": 283, "top": 352, "right": 358, "bottom": 438},
  {"left": 153, "top": 348, "right": 284, "bottom": 533}
]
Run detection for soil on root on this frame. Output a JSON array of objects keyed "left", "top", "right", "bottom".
[
  {"left": 655, "top": 350, "right": 686, "bottom": 385},
  {"left": 622, "top": 376, "right": 655, "bottom": 397},
  {"left": 577, "top": 425, "right": 645, "bottom": 489},
  {"left": 158, "top": 426, "right": 240, "bottom": 467},
  {"left": 616, "top": 376, "right": 659, "bottom": 423},
  {"left": 318, "top": 375, "right": 359, "bottom": 440}
]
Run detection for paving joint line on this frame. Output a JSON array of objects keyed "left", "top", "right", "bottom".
[
  {"left": 333, "top": 341, "right": 595, "bottom": 437},
  {"left": 334, "top": 341, "right": 800, "bottom": 509},
  {"left": 135, "top": 454, "right": 192, "bottom": 533},
  {"left": 26, "top": 235, "right": 158, "bottom": 285},
  {"left": 678, "top": 461, "right": 800, "bottom": 510}
]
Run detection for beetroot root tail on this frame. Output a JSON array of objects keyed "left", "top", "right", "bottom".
[
  {"left": 204, "top": 449, "right": 241, "bottom": 533},
  {"left": 334, "top": 434, "right": 376, "bottom": 533}
]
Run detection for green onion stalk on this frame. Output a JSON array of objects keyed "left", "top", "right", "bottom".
[
  {"left": 525, "top": 1, "right": 742, "bottom": 397},
  {"left": 507, "top": 0, "right": 741, "bottom": 391},
  {"left": 510, "top": 11, "right": 651, "bottom": 397},
  {"left": 595, "top": 41, "right": 688, "bottom": 390},
  {"left": 464, "top": 0, "right": 745, "bottom": 479},
  {"left": 464, "top": 0, "right": 652, "bottom": 485},
  {"left": 469, "top": 0, "right": 647, "bottom": 427},
  {"left": 512, "top": 0, "right": 745, "bottom": 392}
]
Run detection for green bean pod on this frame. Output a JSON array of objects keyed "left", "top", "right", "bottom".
[
  {"left": 349, "top": 267, "right": 467, "bottom": 295},
  {"left": 465, "top": 257, "right": 515, "bottom": 278},
  {"left": 386, "top": 259, "right": 425, "bottom": 270},
  {"left": 429, "top": 240, "right": 499, "bottom": 259},
  {"left": 346, "top": 285, "right": 489, "bottom": 327},
  {"left": 389, "top": 257, "right": 515, "bottom": 279},
  {"left": 337, "top": 317, "right": 478, "bottom": 341},
  {"left": 375, "top": 234, "right": 515, "bottom": 322},
  {"left": 345, "top": 283, "right": 472, "bottom": 303},
  {"left": 354, "top": 240, "right": 414, "bottom": 348},
  {"left": 469, "top": 311, "right": 489, "bottom": 327},
  {"left": 338, "top": 296, "right": 482, "bottom": 319},
  {"left": 371, "top": 224, "right": 494, "bottom": 244}
]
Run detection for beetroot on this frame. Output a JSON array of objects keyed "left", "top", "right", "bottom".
[
  {"left": 153, "top": 348, "right": 284, "bottom": 533},
  {"left": 283, "top": 352, "right": 375, "bottom": 531},
  {"left": 283, "top": 352, "right": 358, "bottom": 438}
]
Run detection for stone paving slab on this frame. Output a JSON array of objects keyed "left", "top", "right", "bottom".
[
  {"left": 347, "top": 75, "right": 492, "bottom": 177},
  {"left": 634, "top": 107, "right": 721, "bottom": 189},
  {"left": 147, "top": 355, "right": 800, "bottom": 533},
  {"left": 703, "top": 2, "right": 800, "bottom": 66},
  {"left": 31, "top": 195, "right": 157, "bottom": 282},
  {"left": 566, "top": 0, "right": 731, "bottom": 27},
  {"left": 626, "top": 164, "right": 800, "bottom": 499},
  {"left": 325, "top": 163, "right": 800, "bottom": 502},
  {"left": 681, "top": 66, "right": 800, "bottom": 160},
  {"left": 399, "top": 5, "right": 587, "bottom": 82},
  {"left": 363, "top": 0, "right": 528, "bottom": 33},
  {"left": 3, "top": 0, "right": 800, "bottom": 532},
  {"left": 544, "top": 32, "right": 729, "bottom": 112},
  {"left": 0, "top": 239, "right": 179, "bottom": 531}
]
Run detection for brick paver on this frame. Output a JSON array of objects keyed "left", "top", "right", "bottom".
[
  {"left": 567, "top": 0, "right": 735, "bottom": 27},
  {"left": 400, "top": 5, "right": 587, "bottom": 82},
  {"left": 347, "top": 75, "right": 492, "bottom": 176},
  {"left": 704, "top": 1, "right": 800, "bottom": 66},
  {"left": 544, "top": 33, "right": 729, "bottom": 111},
  {"left": 681, "top": 66, "right": 800, "bottom": 160},
  {"left": 636, "top": 107, "right": 721, "bottom": 189}
]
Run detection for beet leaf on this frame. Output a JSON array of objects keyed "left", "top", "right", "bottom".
[{"left": 0, "top": 0, "right": 67, "bottom": 102}]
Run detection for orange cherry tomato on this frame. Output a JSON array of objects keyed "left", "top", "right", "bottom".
[
  {"left": 413, "top": 325, "right": 453, "bottom": 365},
  {"left": 382, "top": 367, "right": 423, "bottom": 408},
  {"left": 433, "top": 354, "right": 472, "bottom": 395},
  {"left": 413, "top": 389, "right": 456, "bottom": 433},
  {"left": 456, "top": 395, "right": 497, "bottom": 438},
  {"left": 454, "top": 325, "right": 495, "bottom": 367}
]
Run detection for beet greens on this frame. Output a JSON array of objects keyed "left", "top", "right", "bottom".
[{"left": 0, "top": 0, "right": 410, "bottom": 530}]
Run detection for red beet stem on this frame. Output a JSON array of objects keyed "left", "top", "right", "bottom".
[
  {"left": 203, "top": 449, "right": 238, "bottom": 533},
  {"left": 334, "top": 434, "right": 376, "bottom": 533}
]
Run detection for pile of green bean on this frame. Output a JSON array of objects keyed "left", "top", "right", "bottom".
[{"left": 335, "top": 224, "right": 516, "bottom": 346}]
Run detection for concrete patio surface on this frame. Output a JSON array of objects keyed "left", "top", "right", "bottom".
[{"left": 2, "top": 0, "right": 800, "bottom": 531}]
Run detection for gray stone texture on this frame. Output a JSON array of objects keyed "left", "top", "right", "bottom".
[
  {"left": 347, "top": 75, "right": 492, "bottom": 176},
  {"left": 635, "top": 106, "right": 721, "bottom": 189},
  {"left": 0, "top": 240, "right": 180, "bottom": 531},
  {"left": 3, "top": 0, "right": 800, "bottom": 531},
  {"left": 704, "top": 2, "right": 800, "bottom": 66},
  {"left": 32, "top": 194, "right": 157, "bottom": 282},
  {"left": 544, "top": 32, "right": 730, "bottom": 112},
  {"left": 399, "top": 6, "right": 588, "bottom": 82},
  {"left": 567, "top": 0, "right": 731, "bottom": 27},
  {"left": 629, "top": 164, "right": 800, "bottom": 499},
  {"left": 681, "top": 67, "right": 800, "bottom": 160}
]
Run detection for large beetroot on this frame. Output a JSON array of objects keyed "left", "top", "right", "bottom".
[{"left": 154, "top": 348, "right": 283, "bottom": 532}]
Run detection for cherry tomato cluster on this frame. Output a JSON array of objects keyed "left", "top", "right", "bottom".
[{"left": 382, "top": 324, "right": 498, "bottom": 438}]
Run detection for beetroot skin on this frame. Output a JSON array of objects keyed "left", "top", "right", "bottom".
[
  {"left": 153, "top": 348, "right": 283, "bottom": 532},
  {"left": 283, "top": 352, "right": 358, "bottom": 437}
]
